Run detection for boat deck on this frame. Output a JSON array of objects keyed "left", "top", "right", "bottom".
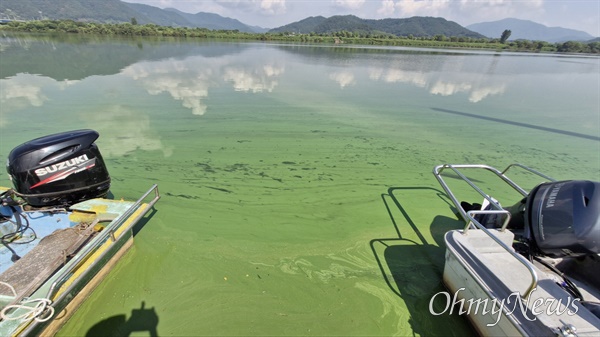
[
  {"left": 1, "top": 225, "right": 95, "bottom": 301},
  {"left": 445, "top": 229, "right": 600, "bottom": 336},
  {"left": 0, "top": 197, "right": 138, "bottom": 306},
  {"left": 0, "top": 185, "right": 160, "bottom": 336}
]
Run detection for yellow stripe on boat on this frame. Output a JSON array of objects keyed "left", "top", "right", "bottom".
[{"left": 52, "top": 201, "right": 150, "bottom": 300}]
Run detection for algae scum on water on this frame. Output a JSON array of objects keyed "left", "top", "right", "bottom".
[{"left": 0, "top": 35, "right": 598, "bottom": 336}]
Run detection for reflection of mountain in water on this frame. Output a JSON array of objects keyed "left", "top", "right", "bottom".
[
  {"left": 275, "top": 44, "right": 597, "bottom": 103},
  {"left": 3, "top": 33, "right": 596, "bottom": 82},
  {"left": 274, "top": 44, "right": 598, "bottom": 75},
  {"left": 0, "top": 34, "right": 250, "bottom": 80}
]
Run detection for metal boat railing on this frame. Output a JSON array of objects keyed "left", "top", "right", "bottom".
[
  {"left": 433, "top": 164, "right": 555, "bottom": 299},
  {"left": 45, "top": 184, "right": 160, "bottom": 300},
  {"left": 13, "top": 184, "right": 160, "bottom": 335},
  {"left": 2, "top": 184, "right": 159, "bottom": 335}
]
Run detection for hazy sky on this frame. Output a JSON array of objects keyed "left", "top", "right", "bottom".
[{"left": 121, "top": 0, "right": 600, "bottom": 36}]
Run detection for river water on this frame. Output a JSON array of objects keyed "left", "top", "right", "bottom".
[{"left": 0, "top": 33, "right": 599, "bottom": 336}]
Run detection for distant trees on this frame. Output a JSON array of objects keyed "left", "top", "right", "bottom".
[
  {"left": 0, "top": 20, "right": 598, "bottom": 54},
  {"left": 500, "top": 29, "right": 511, "bottom": 43},
  {"left": 557, "top": 41, "right": 581, "bottom": 52},
  {"left": 588, "top": 42, "right": 600, "bottom": 53}
]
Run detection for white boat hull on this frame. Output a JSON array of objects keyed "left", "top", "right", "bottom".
[{"left": 443, "top": 229, "right": 600, "bottom": 336}]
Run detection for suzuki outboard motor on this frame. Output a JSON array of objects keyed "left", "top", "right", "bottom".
[
  {"left": 6, "top": 129, "right": 111, "bottom": 207},
  {"left": 524, "top": 180, "right": 600, "bottom": 257}
]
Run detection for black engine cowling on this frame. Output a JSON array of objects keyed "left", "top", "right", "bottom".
[
  {"left": 6, "top": 129, "right": 111, "bottom": 207},
  {"left": 525, "top": 180, "right": 600, "bottom": 257}
]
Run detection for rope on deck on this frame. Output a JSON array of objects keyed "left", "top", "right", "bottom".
[{"left": 1, "top": 297, "right": 54, "bottom": 323}]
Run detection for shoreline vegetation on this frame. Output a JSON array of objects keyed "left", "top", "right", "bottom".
[{"left": 1, "top": 19, "right": 599, "bottom": 54}]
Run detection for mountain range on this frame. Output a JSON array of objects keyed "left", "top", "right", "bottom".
[
  {"left": 0, "top": 0, "right": 595, "bottom": 42},
  {"left": 467, "top": 18, "right": 594, "bottom": 43},
  {"left": 0, "top": 0, "right": 266, "bottom": 33},
  {"left": 269, "top": 15, "right": 485, "bottom": 38}
]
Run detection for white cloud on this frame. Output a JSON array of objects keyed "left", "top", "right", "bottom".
[
  {"left": 394, "top": 0, "right": 450, "bottom": 17},
  {"left": 373, "top": 0, "right": 549, "bottom": 28},
  {"left": 215, "top": 0, "right": 287, "bottom": 15},
  {"left": 377, "top": 0, "right": 395, "bottom": 16},
  {"left": 334, "top": 0, "right": 366, "bottom": 10},
  {"left": 260, "top": 0, "right": 286, "bottom": 14},
  {"left": 214, "top": 0, "right": 256, "bottom": 9},
  {"left": 123, "top": 0, "right": 598, "bottom": 36},
  {"left": 457, "top": 0, "right": 545, "bottom": 23},
  {"left": 459, "top": 0, "right": 543, "bottom": 8}
]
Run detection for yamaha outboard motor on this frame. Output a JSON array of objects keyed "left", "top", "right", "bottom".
[
  {"left": 6, "top": 129, "right": 111, "bottom": 207},
  {"left": 524, "top": 180, "right": 600, "bottom": 257}
]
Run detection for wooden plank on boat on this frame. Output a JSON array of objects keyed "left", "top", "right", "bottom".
[{"left": 0, "top": 226, "right": 94, "bottom": 300}]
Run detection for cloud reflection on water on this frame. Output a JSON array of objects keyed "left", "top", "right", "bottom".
[
  {"left": 223, "top": 64, "right": 284, "bottom": 93},
  {"left": 0, "top": 74, "right": 172, "bottom": 158},
  {"left": 1, "top": 45, "right": 510, "bottom": 132},
  {"left": 0, "top": 74, "right": 51, "bottom": 126},
  {"left": 366, "top": 64, "right": 506, "bottom": 102},
  {"left": 87, "top": 105, "right": 174, "bottom": 158},
  {"left": 122, "top": 60, "right": 212, "bottom": 116},
  {"left": 329, "top": 71, "right": 356, "bottom": 88},
  {"left": 122, "top": 54, "right": 285, "bottom": 113},
  {"left": 369, "top": 68, "right": 428, "bottom": 88}
]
